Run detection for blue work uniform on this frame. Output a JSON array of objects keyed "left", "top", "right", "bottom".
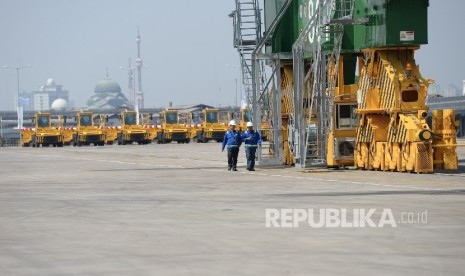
[
  {"left": 222, "top": 130, "right": 242, "bottom": 170},
  {"left": 242, "top": 129, "right": 262, "bottom": 170}
]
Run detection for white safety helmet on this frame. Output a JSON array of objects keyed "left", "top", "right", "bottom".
[
  {"left": 246, "top": 122, "right": 253, "bottom": 127},
  {"left": 229, "top": 120, "right": 236, "bottom": 126}
]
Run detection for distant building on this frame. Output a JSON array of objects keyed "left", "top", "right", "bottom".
[
  {"left": 20, "top": 79, "right": 70, "bottom": 111},
  {"left": 86, "top": 78, "right": 129, "bottom": 110},
  {"left": 463, "top": 80, "right": 465, "bottom": 96}
]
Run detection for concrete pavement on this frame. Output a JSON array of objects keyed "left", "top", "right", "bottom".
[{"left": 0, "top": 143, "right": 464, "bottom": 275}]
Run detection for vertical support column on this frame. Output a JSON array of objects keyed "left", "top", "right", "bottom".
[
  {"left": 298, "top": 79, "right": 306, "bottom": 167},
  {"left": 252, "top": 56, "right": 262, "bottom": 162},
  {"left": 274, "top": 60, "right": 284, "bottom": 163},
  {"left": 317, "top": 53, "right": 328, "bottom": 161},
  {"left": 293, "top": 48, "right": 305, "bottom": 167}
]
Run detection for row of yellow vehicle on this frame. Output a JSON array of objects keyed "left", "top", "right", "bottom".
[
  {"left": 153, "top": 108, "right": 267, "bottom": 144},
  {"left": 20, "top": 108, "right": 266, "bottom": 147},
  {"left": 156, "top": 108, "right": 246, "bottom": 144},
  {"left": 20, "top": 111, "right": 148, "bottom": 147},
  {"left": 236, "top": 108, "right": 270, "bottom": 141}
]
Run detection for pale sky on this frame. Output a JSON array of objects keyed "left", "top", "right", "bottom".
[
  {"left": 0, "top": 0, "right": 464, "bottom": 111},
  {"left": 416, "top": 0, "right": 465, "bottom": 96},
  {"left": 0, "top": 0, "right": 240, "bottom": 110}
]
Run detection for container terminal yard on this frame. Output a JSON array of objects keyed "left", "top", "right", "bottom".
[
  {"left": 0, "top": 143, "right": 464, "bottom": 275},
  {"left": 1, "top": 0, "right": 465, "bottom": 275}
]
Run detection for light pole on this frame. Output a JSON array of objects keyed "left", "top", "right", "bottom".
[
  {"left": 235, "top": 78, "right": 238, "bottom": 108},
  {"left": 120, "top": 64, "right": 148, "bottom": 109},
  {"left": 120, "top": 64, "right": 147, "bottom": 125},
  {"left": 225, "top": 63, "right": 241, "bottom": 108},
  {"left": 4, "top": 65, "right": 32, "bottom": 109},
  {"left": 120, "top": 65, "right": 136, "bottom": 108},
  {"left": 3, "top": 64, "right": 31, "bottom": 147}
]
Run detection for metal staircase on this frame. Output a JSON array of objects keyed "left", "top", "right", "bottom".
[
  {"left": 231, "top": 0, "right": 278, "bottom": 163},
  {"left": 292, "top": 0, "right": 355, "bottom": 167},
  {"left": 230, "top": 0, "right": 262, "bottom": 108}
]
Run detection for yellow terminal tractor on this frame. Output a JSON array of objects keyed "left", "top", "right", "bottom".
[
  {"left": 73, "top": 112, "right": 106, "bottom": 147},
  {"left": 20, "top": 128, "right": 34, "bottom": 147},
  {"left": 31, "top": 113, "right": 64, "bottom": 147},
  {"left": 95, "top": 114, "right": 117, "bottom": 145},
  {"left": 103, "top": 125, "right": 118, "bottom": 145},
  {"left": 195, "top": 108, "right": 228, "bottom": 143},
  {"left": 239, "top": 107, "right": 271, "bottom": 141},
  {"left": 238, "top": 108, "right": 251, "bottom": 132},
  {"left": 56, "top": 115, "right": 74, "bottom": 146},
  {"left": 141, "top": 113, "right": 157, "bottom": 142},
  {"left": 157, "top": 109, "right": 190, "bottom": 144},
  {"left": 117, "top": 111, "right": 152, "bottom": 145}
]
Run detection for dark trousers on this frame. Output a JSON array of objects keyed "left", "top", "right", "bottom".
[
  {"left": 245, "top": 146, "right": 257, "bottom": 169},
  {"left": 227, "top": 147, "right": 239, "bottom": 169}
]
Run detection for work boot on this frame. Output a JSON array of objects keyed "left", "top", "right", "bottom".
[
  {"left": 232, "top": 167, "right": 238, "bottom": 171},
  {"left": 250, "top": 168, "right": 255, "bottom": 171},
  {"left": 228, "top": 166, "right": 232, "bottom": 171}
]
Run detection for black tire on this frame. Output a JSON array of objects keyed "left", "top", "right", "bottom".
[
  {"left": 196, "top": 132, "right": 202, "bottom": 143},
  {"left": 198, "top": 132, "right": 206, "bottom": 143},
  {"left": 74, "top": 135, "right": 82, "bottom": 147},
  {"left": 157, "top": 133, "right": 165, "bottom": 144},
  {"left": 117, "top": 134, "right": 123, "bottom": 145}
]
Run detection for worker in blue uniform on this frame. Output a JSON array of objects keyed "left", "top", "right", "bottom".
[
  {"left": 242, "top": 122, "right": 262, "bottom": 171},
  {"left": 222, "top": 120, "right": 242, "bottom": 171}
]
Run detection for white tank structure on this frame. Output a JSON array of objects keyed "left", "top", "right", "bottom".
[
  {"left": 51, "top": 98, "right": 68, "bottom": 111},
  {"left": 46, "top": 78, "right": 56, "bottom": 86}
]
